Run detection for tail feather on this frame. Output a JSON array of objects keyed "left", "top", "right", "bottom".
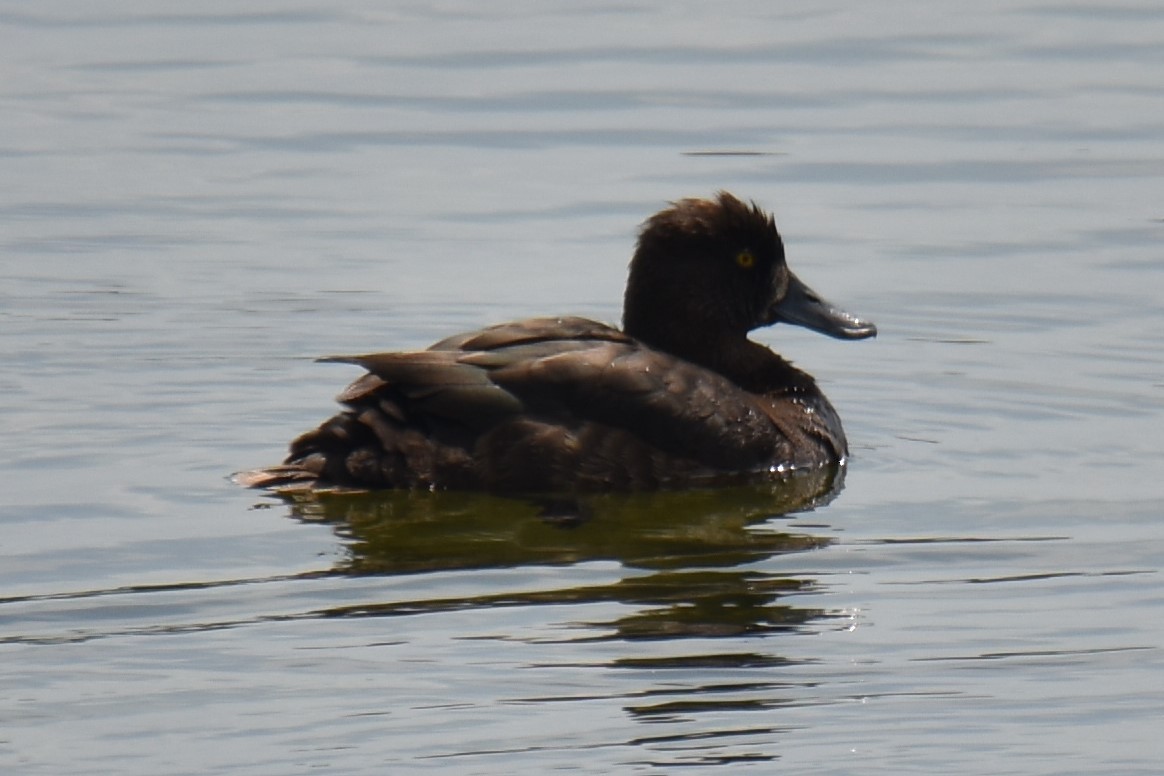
[
  {"left": 232, "top": 463, "right": 324, "bottom": 492},
  {"left": 239, "top": 401, "right": 479, "bottom": 492}
]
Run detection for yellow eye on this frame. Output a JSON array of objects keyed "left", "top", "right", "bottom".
[{"left": 735, "top": 250, "right": 756, "bottom": 269}]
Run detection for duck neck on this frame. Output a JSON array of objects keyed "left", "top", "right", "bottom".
[
  {"left": 627, "top": 321, "right": 818, "bottom": 398},
  {"left": 711, "top": 339, "right": 820, "bottom": 398}
]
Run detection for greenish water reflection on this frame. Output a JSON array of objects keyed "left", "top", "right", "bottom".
[{"left": 275, "top": 467, "right": 844, "bottom": 641}]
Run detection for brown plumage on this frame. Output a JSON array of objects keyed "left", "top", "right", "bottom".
[{"left": 237, "top": 193, "right": 876, "bottom": 493}]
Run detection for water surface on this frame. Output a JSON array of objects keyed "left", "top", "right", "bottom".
[{"left": 2, "top": 2, "right": 1163, "bottom": 774}]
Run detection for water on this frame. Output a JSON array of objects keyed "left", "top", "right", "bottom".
[{"left": 2, "top": 2, "right": 1163, "bottom": 773}]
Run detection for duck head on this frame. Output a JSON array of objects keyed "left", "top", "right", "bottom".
[{"left": 623, "top": 192, "right": 876, "bottom": 357}]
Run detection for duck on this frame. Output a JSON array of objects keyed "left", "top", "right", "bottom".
[{"left": 237, "top": 192, "right": 876, "bottom": 493}]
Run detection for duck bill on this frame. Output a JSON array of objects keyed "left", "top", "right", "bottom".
[{"left": 771, "top": 272, "right": 877, "bottom": 340}]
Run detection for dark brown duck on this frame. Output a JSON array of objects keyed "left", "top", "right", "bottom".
[{"left": 238, "top": 192, "right": 876, "bottom": 493}]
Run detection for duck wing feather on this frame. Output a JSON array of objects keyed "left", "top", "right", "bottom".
[{"left": 322, "top": 317, "right": 777, "bottom": 470}]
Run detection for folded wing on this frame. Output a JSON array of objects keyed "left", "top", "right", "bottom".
[{"left": 324, "top": 316, "right": 777, "bottom": 473}]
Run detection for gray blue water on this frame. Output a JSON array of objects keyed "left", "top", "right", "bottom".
[{"left": 2, "top": 2, "right": 1163, "bottom": 774}]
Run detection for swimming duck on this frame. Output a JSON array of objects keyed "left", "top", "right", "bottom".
[{"left": 238, "top": 192, "right": 876, "bottom": 493}]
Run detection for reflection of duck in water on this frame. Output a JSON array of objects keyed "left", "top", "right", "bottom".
[
  {"left": 239, "top": 193, "right": 875, "bottom": 493},
  {"left": 289, "top": 479, "right": 842, "bottom": 643},
  {"left": 288, "top": 472, "right": 844, "bottom": 574}
]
